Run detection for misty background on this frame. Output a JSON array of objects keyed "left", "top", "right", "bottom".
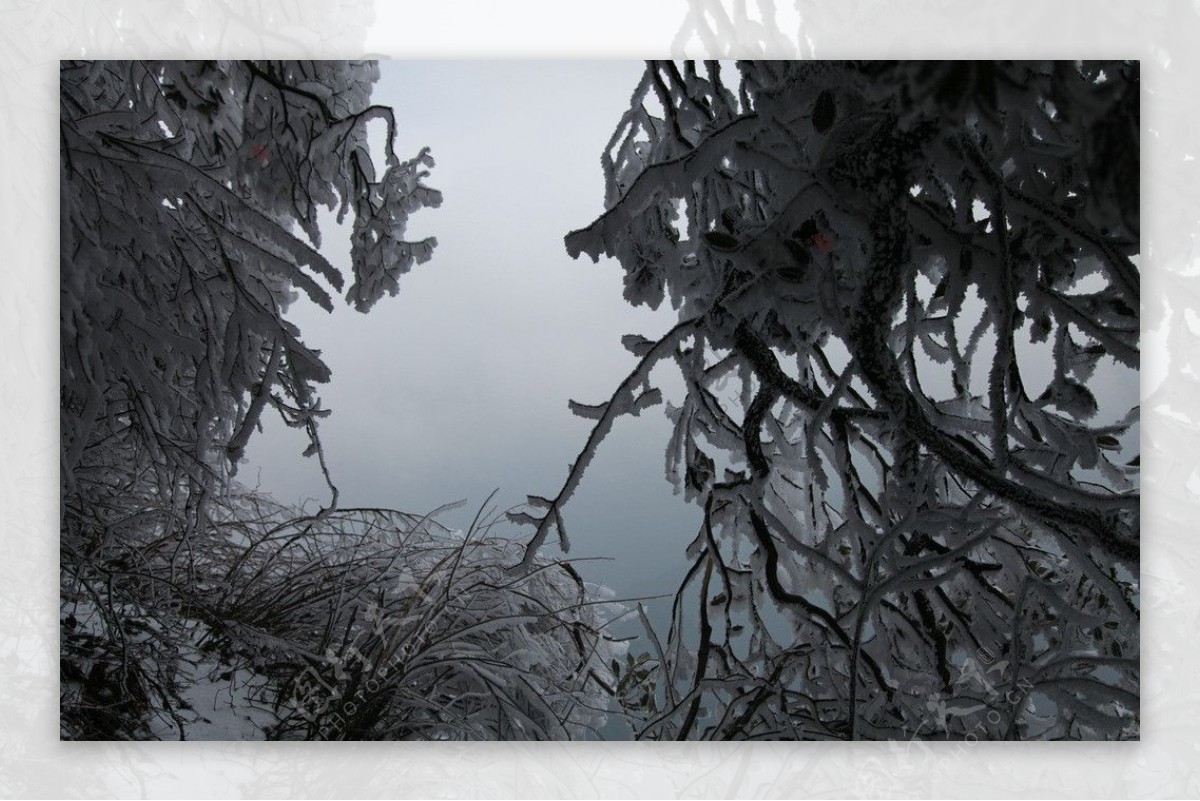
[{"left": 243, "top": 61, "right": 699, "bottom": 617}]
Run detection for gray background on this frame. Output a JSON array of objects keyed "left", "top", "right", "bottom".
[{"left": 243, "top": 61, "right": 698, "bottom": 612}]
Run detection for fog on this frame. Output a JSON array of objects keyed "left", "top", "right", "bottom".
[{"left": 243, "top": 61, "right": 700, "bottom": 610}]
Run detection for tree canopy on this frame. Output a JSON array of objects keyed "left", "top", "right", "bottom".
[
  {"left": 517, "top": 60, "right": 1140, "bottom": 740},
  {"left": 61, "top": 60, "right": 443, "bottom": 500}
]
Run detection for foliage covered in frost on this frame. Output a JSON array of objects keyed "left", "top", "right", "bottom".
[
  {"left": 62, "top": 484, "right": 619, "bottom": 740},
  {"left": 61, "top": 60, "right": 441, "bottom": 495},
  {"left": 516, "top": 61, "right": 1140, "bottom": 740},
  {"left": 60, "top": 61, "right": 616, "bottom": 740}
]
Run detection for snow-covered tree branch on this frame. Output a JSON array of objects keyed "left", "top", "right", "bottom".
[
  {"left": 521, "top": 60, "right": 1139, "bottom": 740},
  {"left": 61, "top": 60, "right": 442, "bottom": 496}
]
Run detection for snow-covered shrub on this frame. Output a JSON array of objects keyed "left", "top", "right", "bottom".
[
  {"left": 205, "top": 496, "right": 620, "bottom": 740},
  {"left": 62, "top": 484, "right": 621, "bottom": 740}
]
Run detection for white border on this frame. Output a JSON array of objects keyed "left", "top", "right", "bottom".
[{"left": 4, "top": 1, "right": 1194, "bottom": 797}]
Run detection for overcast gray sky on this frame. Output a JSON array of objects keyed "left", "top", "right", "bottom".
[{"left": 243, "top": 61, "right": 700, "bottom": 606}]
